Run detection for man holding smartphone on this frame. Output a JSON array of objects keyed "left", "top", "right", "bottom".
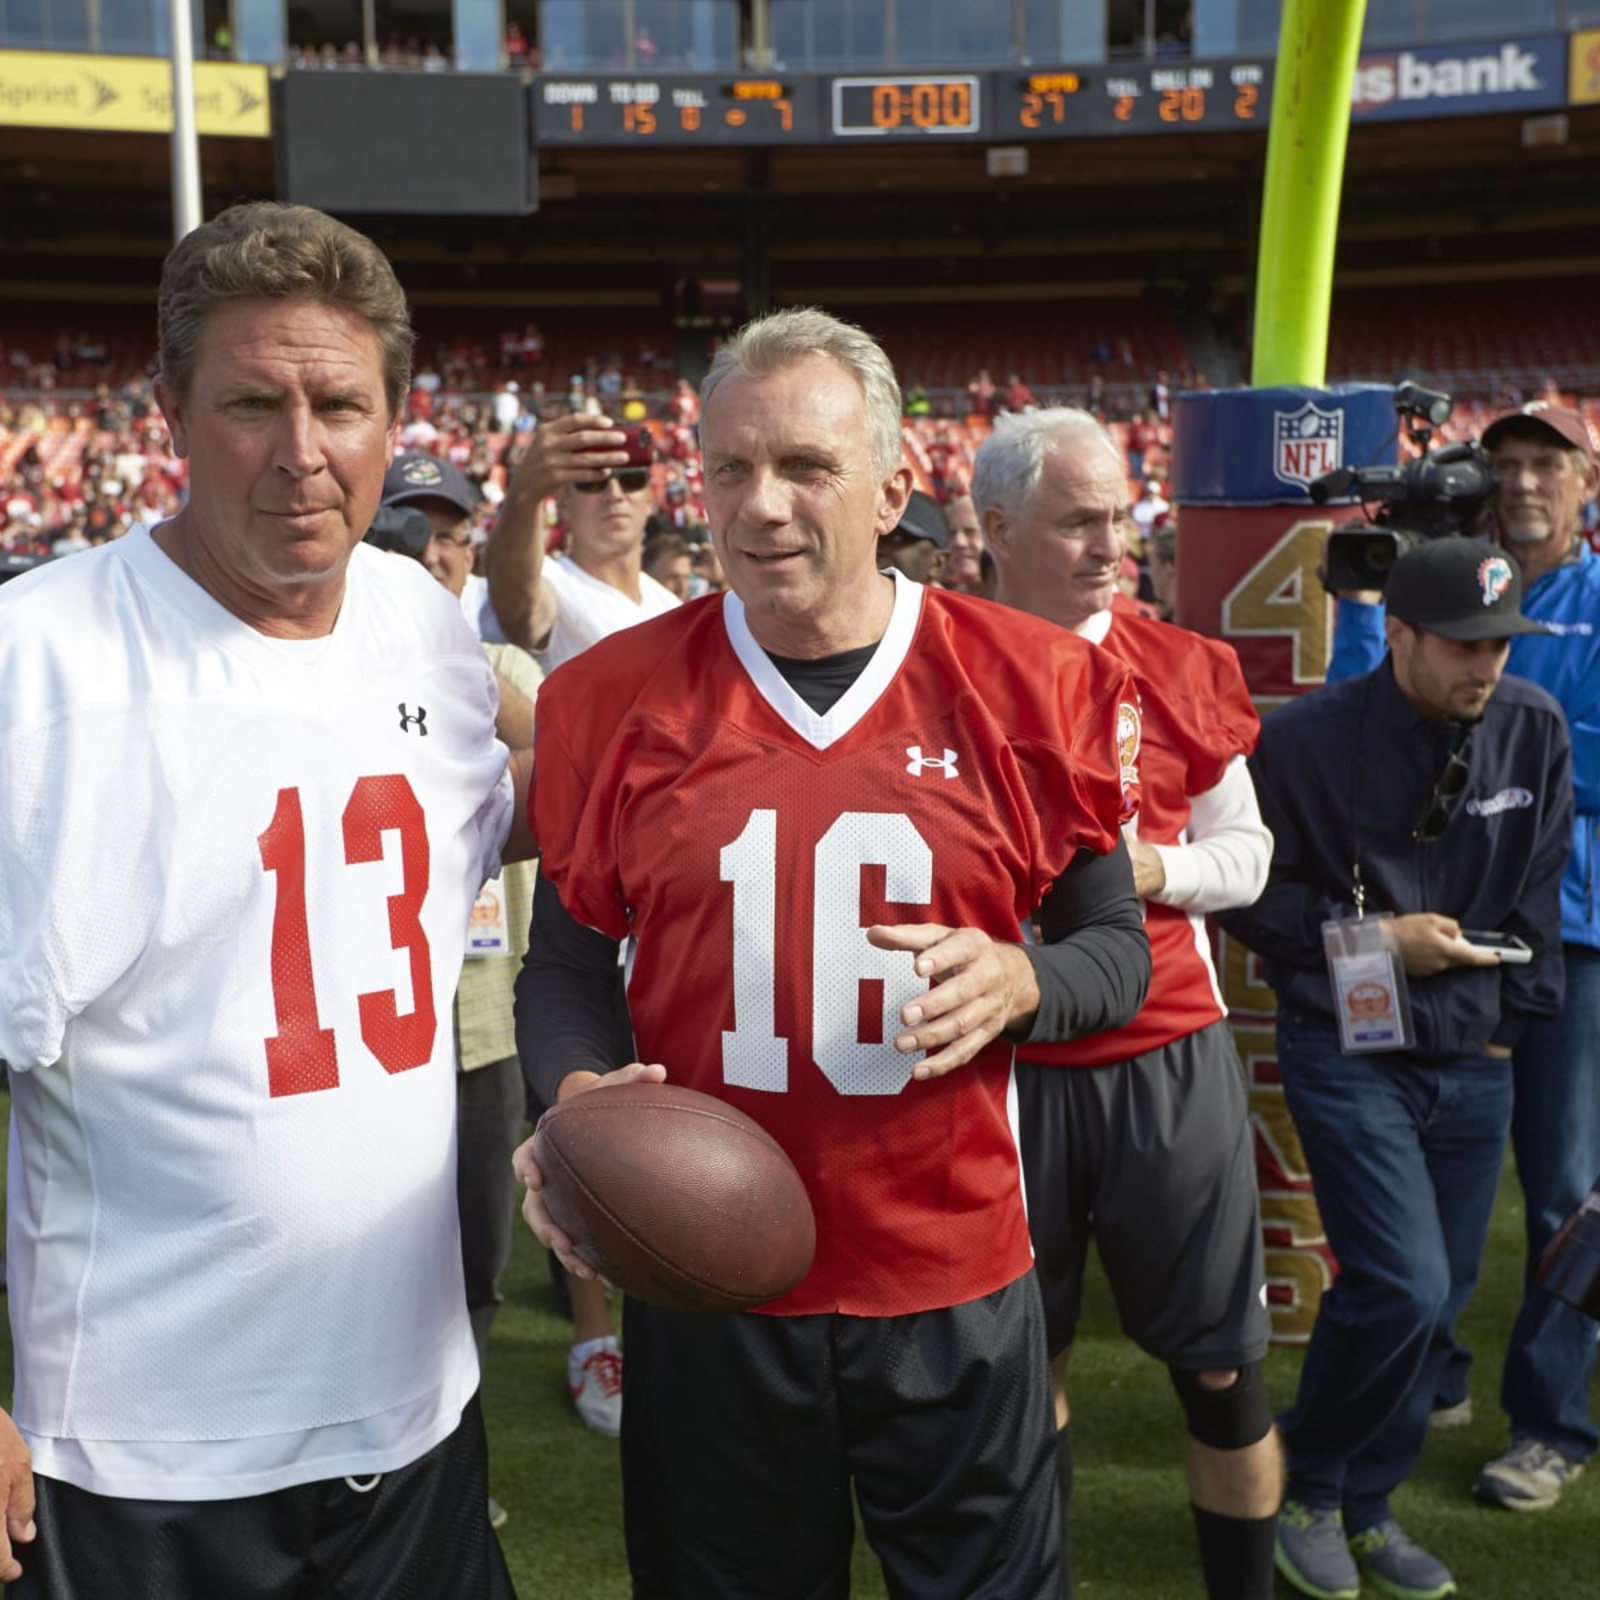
[
  {"left": 485, "top": 412, "right": 677, "bottom": 672},
  {"left": 1220, "top": 538, "right": 1572, "bottom": 1600}
]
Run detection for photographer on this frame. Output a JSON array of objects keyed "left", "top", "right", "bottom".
[
  {"left": 484, "top": 412, "right": 678, "bottom": 670},
  {"left": 1224, "top": 538, "right": 1572, "bottom": 1600},
  {"left": 1326, "top": 403, "right": 1600, "bottom": 1514}
]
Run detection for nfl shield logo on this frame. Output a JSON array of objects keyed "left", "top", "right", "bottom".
[{"left": 1273, "top": 402, "right": 1344, "bottom": 490}]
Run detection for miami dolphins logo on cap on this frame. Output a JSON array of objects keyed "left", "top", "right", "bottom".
[
  {"left": 401, "top": 458, "right": 445, "bottom": 487},
  {"left": 1477, "top": 556, "right": 1513, "bottom": 607}
]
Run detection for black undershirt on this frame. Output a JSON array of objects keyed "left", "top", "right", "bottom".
[{"left": 516, "top": 646, "right": 1150, "bottom": 1110}]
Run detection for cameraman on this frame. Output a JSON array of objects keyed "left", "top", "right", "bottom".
[{"left": 1326, "top": 402, "right": 1600, "bottom": 1513}]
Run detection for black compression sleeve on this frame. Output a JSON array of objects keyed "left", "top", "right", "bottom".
[
  {"left": 1018, "top": 835, "right": 1151, "bottom": 1044},
  {"left": 515, "top": 868, "right": 627, "bottom": 1114}
]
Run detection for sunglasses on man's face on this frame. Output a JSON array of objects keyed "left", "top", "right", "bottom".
[{"left": 572, "top": 469, "right": 652, "bottom": 495}]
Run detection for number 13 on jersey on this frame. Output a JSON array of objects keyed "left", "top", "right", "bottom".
[{"left": 720, "top": 809, "right": 932, "bottom": 1097}]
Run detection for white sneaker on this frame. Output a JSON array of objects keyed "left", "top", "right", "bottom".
[
  {"left": 1474, "top": 1437, "right": 1584, "bottom": 1511},
  {"left": 569, "top": 1336, "right": 623, "bottom": 1436}
]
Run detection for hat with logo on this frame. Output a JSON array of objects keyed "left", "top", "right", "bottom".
[
  {"left": 1482, "top": 402, "right": 1597, "bottom": 462},
  {"left": 1385, "top": 536, "right": 1547, "bottom": 641},
  {"left": 381, "top": 453, "right": 475, "bottom": 517},
  {"left": 886, "top": 490, "right": 949, "bottom": 549}
]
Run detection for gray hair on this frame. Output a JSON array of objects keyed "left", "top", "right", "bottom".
[
  {"left": 159, "top": 201, "right": 414, "bottom": 416},
  {"left": 971, "top": 406, "right": 1123, "bottom": 517},
  {"left": 700, "top": 307, "right": 903, "bottom": 481}
]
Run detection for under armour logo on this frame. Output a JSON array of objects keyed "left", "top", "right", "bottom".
[
  {"left": 906, "top": 745, "right": 959, "bottom": 779},
  {"left": 398, "top": 704, "right": 429, "bottom": 736}
]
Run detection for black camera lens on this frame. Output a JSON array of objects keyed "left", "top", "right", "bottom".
[{"left": 364, "top": 505, "right": 434, "bottom": 562}]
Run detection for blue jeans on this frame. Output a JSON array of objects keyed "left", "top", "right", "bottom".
[
  {"left": 1504, "top": 944, "right": 1600, "bottom": 1462},
  {"left": 1275, "top": 1016, "right": 1513, "bottom": 1534}
]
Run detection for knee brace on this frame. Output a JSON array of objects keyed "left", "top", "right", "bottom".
[{"left": 1168, "top": 1360, "right": 1273, "bottom": 1452}]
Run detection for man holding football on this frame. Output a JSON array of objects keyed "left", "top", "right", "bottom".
[{"left": 516, "top": 308, "right": 1152, "bottom": 1599}]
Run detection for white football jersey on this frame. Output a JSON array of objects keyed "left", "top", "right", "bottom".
[{"left": 0, "top": 527, "right": 512, "bottom": 1499}]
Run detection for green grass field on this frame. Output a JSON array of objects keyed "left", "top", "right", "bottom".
[{"left": 2, "top": 1107, "right": 1594, "bottom": 1597}]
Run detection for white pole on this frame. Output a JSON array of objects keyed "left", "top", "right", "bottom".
[{"left": 169, "top": 0, "right": 203, "bottom": 242}]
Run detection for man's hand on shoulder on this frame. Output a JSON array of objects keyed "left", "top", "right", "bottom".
[
  {"left": 0, "top": 1408, "right": 35, "bottom": 1582},
  {"left": 868, "top": 925, "right": 1040, "bottom": 1080},
  {"left": 1389, "top": 912, "right": 1501, "bottom": 976}
]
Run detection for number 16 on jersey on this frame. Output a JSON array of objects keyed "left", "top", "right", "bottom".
[{"left": 720, "top": 808, "right": 933, "bottom": 1097}]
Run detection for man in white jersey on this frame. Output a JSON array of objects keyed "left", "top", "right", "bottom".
[{"left": 0, "top": 202, "right": 529, "bottom": 1597}]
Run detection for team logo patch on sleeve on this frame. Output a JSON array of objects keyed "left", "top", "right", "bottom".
[
  {"left": 1478, "top": 555, "right": 1514, "bottom": 606},
  {"left": 1115, "top": 700, "right": 1142, "bottom": 819}
]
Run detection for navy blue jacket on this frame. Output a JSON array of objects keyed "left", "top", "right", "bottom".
[
  {"left": 1220, "top": 661, "right": 1572, "bottom": 1057},
  {"left": 1329, "top": 543, "right": 1600, "bottom": 951}
]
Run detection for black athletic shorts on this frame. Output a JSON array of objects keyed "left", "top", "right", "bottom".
[
  {"left": 7, "top": 1393, "right": 516, "bottom": 1600},
  {"left": 621, "top": 1275, "right": 1061, "bottom": 1600},
  {"left": 1019, "top": 1018, "right": 1270, "bottom": 1370}
]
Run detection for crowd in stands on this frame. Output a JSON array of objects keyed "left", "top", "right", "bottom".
[
  {"left": 6, "top": 307, "right": 1597, "bottom": 598},
  {"left": 0, "top": 317, "right": 1186, "bottom": 599}
]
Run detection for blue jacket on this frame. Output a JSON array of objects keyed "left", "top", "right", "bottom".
[
  {"left": 1220, "top": 663, "right": 1572, "bottom": 1057},
  {"left": 1329, "top": 541, "right": 1600, "bottom": 952}
]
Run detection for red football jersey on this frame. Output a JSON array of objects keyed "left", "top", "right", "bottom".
[
  {"left": 533, "top": 577, "right": 1138, "bottom": 1317},
  {"left": 1023, "top": 609, "right": 1259, "bottom": 1068}
]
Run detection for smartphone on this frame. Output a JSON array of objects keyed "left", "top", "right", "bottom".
[
  {"left": 1460, "top": 931, "right": 1534, "bottom": 964},
  {"left": 582, "top": 423, "right": 654, "bottom": 469}
]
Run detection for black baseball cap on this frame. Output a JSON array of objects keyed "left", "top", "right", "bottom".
[
  {"left": 886, "top": 490, "right": 949, "bottom": 549},
  {"left": 381, "top": 453, "right": 475, "bottom": 517},
  {"left": 1385, "top": 537, "right": 1547, "bottom": 642}
]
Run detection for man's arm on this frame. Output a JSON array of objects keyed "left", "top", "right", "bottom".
[
  {"left": 500, "top": 747, "right": 537, "bottom": 865},
  {"left": 1130, "top": 755, "right": 1273, "bottom": 911},
  {"left": 0, "top": 1411, "right": 34, "bottom": 1582},
  {"left": 1216, "top": 747, "right": 1352, "bottom": 967},
  {"left": 492, "top": 669, "right": 537, "bottom": 751},
  {"left": 1498, "top": 711, "right": 1576, "bottom": 1036},
  {"left": 485, "top": 412, "right": 633, "bottom": 650},
  {"left": 515, "top": 866, "right": 623, "bottom": 1112},
  {"left": 1326, "top": 595, "right": 1387, "bottom": 685},
  {"left": 512, "top": 866, "right": 645, "bottom": 1281}
]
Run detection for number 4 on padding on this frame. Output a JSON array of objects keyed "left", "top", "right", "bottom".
[
  {"left": 258, "top": 777, "right": 435, "bottom": 1097},
  {"left": 719, "top": 808, "right": 932, "bottom": 1097}
]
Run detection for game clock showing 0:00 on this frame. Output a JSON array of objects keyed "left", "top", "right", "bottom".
[
  {"left": 831, "top": 75, "right": 981, "bottom": 136},
  {"left": 532, "top": 60, "right": 1274, "bottom": 146}
]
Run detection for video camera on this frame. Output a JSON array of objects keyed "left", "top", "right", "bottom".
[
  {"left": 1311, "top": 382, "right": 1497, "bottom": 593},
  {"left": 363, "top": 504, "right": 433, "bottom": 563}
]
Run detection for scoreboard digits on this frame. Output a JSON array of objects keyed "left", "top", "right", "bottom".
[
  {"left": 992, "top": 59, "right": 1270, "bottom": 138},
  {"left": 538, "top": 76, "right": 813, "bottom": 143},
  {"left": 534, "top": 58, "right": 1273, "bottom": 146}
]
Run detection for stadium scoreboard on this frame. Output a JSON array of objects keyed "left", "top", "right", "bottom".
[{"left": 534, "top": 58, "right": 1274, "bottom": 145}]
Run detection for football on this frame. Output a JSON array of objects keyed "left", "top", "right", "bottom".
[{"left": 533, "top": 1081, "right": 817, "bottom": 1314}]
